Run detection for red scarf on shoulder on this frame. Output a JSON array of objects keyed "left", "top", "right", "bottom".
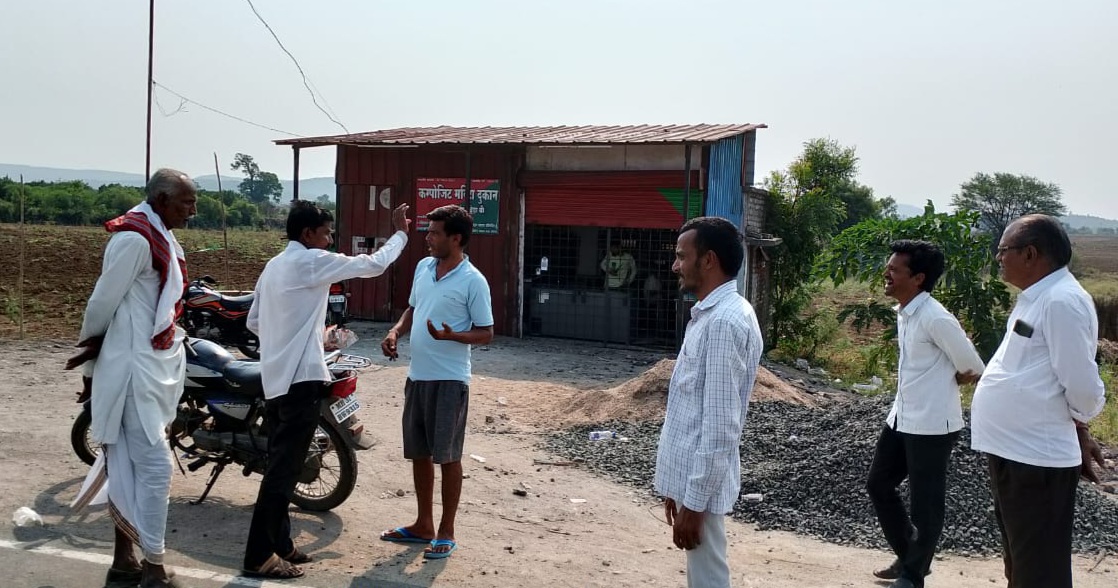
[{"left": 104, "top": 211, "right": 188, "bottom": 349}]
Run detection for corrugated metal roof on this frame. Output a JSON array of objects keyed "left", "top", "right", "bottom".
[{"left": 275, "top": 124, "right": 766, "bottom": 147}]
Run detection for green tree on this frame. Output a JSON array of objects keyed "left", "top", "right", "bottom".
[
  {"left": 91, "top": 184, "right": 144, "bottom": 223},
  {"left": 314, "top": 194, "right": 336, "bottom": 211},
  {"left": 192, "top": 193, "right": 226, "bottom": 229},
  {"left": 763, "top": 139, "right": 849, "bottom": 352},
  {"left": 836, "top": 182, "right": 891, "bottom": 231},
  {"left": 227, "top": 199, "right": 263, "bottom": 227},
  {"left": 785, "top": 138, "right": 895, "bottom": 231},
  {"left": 817, "top": 201, "right": 1012, "bottom": 360},
  {"left": 231, "top": 153, "right": 284, "bottom": 204},
  {"left": 950, "top": 172, "right": 1067, "bottom": 249}
]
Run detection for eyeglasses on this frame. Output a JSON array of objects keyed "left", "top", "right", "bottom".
[{"left": 996, "top": 244, "right": 1030, "bottom": 255}]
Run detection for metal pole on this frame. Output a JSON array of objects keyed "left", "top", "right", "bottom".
[
  {"left": 676, "top": 144, "right": 693, "bottom": 346},
  {"left": 145, "top": 0, "right": 155, "bottom": 182},
  {"left": 18, "top": 175, "right": 26, "bottom": 339},
  {"left": 292, "top": 146, "right": 301, "bottom": 201},
  {"left": 604, "top": 227, "right": 614, "bottom": 347},
  {"left": 683, "top": 144, "right": 693, "bottom": 221},
  {"left": 463, "top": 148, "right": 472, "bottom": 209},
  {"left": 214, "top": 153, "right": 229, "bottom": 280}
]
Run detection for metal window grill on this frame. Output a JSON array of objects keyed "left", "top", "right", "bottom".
[{"left": 524, "top": 225, "right": 681, "bottom": 348}]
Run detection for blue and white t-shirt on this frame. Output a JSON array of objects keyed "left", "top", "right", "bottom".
[{"left": 407, "top": 256, "right": 493, "bottom": 384}]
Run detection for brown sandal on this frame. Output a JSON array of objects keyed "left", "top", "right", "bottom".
[
  {"left": 283, "top": 547, "right": 313, "bottom": 564},
  {"left": 242, "top": 554, "right": 305, "bottom": 579}
]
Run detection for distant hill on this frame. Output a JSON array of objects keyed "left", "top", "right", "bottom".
[
  {"left": 893, "top": 201, "right": 1118, "bottom": 230},
  {"left": 1061, "top": 214, "right": 1118, "bottom": 231},
  {"left": 895, "top": 203, "right": 925, "bottom": 218},
  {"left": 0, "top": 163, "right": 335, "bottom": 201}
]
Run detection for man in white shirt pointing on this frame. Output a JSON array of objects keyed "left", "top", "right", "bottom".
[
  {"left": 867, "top": 240, "right": 985, "bottom": 588},
  {"left": 971, "top": 214, "right": 1106, "bottom": 588},
  {"left": 241, "top": 200, "right": 410, "bottom": 579}
]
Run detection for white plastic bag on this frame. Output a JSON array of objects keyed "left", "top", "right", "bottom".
[
  {"left": 324, "top": 326, "right": 359, "bottom": 351},
  {"left": 12, "top": 506, "right": 43, "bottom": 527}
]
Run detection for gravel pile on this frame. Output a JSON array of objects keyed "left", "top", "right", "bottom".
[{"left": 542, "top": 396, "right": 1118, "bottom": 555}]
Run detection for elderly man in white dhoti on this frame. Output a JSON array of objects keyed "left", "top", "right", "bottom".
[{"left": 67, "top": 168, "right": 198, "bottom": 588}]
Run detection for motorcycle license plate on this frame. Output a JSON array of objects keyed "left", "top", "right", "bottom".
[
  {"left": 330, "top": 395, "right": 360, "bottom": 422},
  {"left": 328, "top": 295, "right": 346, "bottom": 303}
]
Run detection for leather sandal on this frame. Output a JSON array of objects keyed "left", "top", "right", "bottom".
[
  {"left": 242, "top": 553, "right": 305, "bottom": 579},
  {"left": 283, "top": 547, "right": 313, "bottom": 564}
]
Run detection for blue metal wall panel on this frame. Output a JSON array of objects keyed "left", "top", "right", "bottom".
[{"left": 705, "top": 135, "right": 745, "bottom": 228}]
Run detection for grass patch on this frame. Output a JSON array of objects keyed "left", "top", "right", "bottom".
[
  {"left": 1092, "top": 363, "right": 1118, "bottom": 445},
  {"left": 1079, "top": 274, "right": 1118, "bottom": 300}
]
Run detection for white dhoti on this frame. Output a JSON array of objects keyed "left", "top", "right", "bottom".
[
  {"left": 105, "top": 394, "right": 173, "bottom": 565},
  {"left": 70, "top": 203, "right": 186, "bottom": 569}
]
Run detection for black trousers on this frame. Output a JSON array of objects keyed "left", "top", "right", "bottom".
[
  {"left": 866, "top": 425, "right": 959, "bottom": 587},
  {"left": 987, "top": 454, "right": 1079, "bottom": 588},
  {"left": 243, "top": 381, "right": 323, "bottom": 569}
]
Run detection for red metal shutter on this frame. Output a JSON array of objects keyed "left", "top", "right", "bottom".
[{"left": 520, "top": 171, "right": 702, "bottom": 229}]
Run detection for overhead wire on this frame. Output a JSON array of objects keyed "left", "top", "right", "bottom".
[
  {"left": 243, "top": 0, "right": 350, "bottom": 134},
  {"left": 153, "top": 88, "right": 186, "bottom": 117},
  {"left": 151, "top": 80, "right": 301, "bottom": 137}
]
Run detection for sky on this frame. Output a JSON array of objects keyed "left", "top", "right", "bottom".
[{"left": 2, "top": 0, "right": 1116, "bottom": 218}]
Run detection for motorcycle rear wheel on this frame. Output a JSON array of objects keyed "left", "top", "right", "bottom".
[
  {"left": 292, "top": 417, "right": 358, "bottom": 511},
  {"left": 71, "top": 405, "right": 98, "bottom": 466}
]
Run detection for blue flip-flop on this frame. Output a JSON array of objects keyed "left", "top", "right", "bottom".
[
  {"left": 423, "top": 539, "right": 457, "bottom": 559},
  {"left": 380, "top": 527, "right": 432, "bottom": 544}
]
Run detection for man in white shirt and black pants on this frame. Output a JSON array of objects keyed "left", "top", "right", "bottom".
[
  {"left": 867, "top": 240, "right": 985, "bottom": 588},
  {"left": 971, "top": 215, "right": 1106, "bottom": 588},
  {"left": 241, "top": 201, "right": 410, "bottom": 579}
]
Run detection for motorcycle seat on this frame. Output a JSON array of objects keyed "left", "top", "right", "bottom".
[
  {"left": 222, "top": 360, "right": 264, "bottom": 396},
  {"left": 218, "top": 293, "right": 255, "bottom": 313}
]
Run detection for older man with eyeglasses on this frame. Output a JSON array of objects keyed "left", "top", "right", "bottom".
[{"left": 971, "top": 214, "right": 1107, "bottom": 588}]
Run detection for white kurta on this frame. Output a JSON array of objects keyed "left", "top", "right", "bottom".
[{"left": 80, "top": 231, "right": 186, "bottom": 446}]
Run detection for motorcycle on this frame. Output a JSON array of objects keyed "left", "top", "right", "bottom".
[
  {"left": 70, "top": 337, "right": 377, "bottom": 511},
  {"left": 181, "top": 276, "right": 260, "bottom": 359},
  {"left": 326, "top": 281, "right": 348, "bottom": 327}
]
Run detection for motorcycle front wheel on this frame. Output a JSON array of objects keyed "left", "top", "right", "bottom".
[
  {"left": 71, "top": 405, "right": 98, "bottom": 466},
  {"left": 292, "top": 417, "right": 358, "bottom": 512}
]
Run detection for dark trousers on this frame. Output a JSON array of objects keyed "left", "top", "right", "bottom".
[
  {"left": 866, "top": 425, "right": 958, "bottom": 587},
  {"left": 987, "top": 454, "right": 1079, "bottom": 588},
  {"left": 243, "top": 381, "right": 323, "bottom": 569}
]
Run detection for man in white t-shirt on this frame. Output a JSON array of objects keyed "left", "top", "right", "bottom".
[
  {"left": 971, "top": 214, "right": 1106, "bottom": 588},
  {"left": 601, "top": 243, "right": 636, "bottom": 289}
]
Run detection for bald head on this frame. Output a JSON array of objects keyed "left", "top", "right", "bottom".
[
  {"left": 146, "top": 168, "right": 194, "bottom": 204},
  {"left": 1006, "top": 214, "right": 1073, "bottom": 269},
  {"left": 146, "top": 168, "right": 197, "bottom": 229}
]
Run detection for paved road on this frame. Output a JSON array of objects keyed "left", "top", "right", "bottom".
[{"left": 0, "top": 536, "right": 426, "bottom": 588}]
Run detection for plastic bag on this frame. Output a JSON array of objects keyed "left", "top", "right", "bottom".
[{"left": 324, "top": 325, "right": 359, "bottom": 351}]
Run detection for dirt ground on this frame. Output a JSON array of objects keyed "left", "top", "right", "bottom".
[
  {"left": 1073, "top": 235, "right": 1118, "bottom": 275},
  {"left": 1, "top": 328, "right": 1115, "bottom": 588}
]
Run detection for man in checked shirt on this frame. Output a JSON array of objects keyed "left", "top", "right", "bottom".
[{"left": 654, "top": 216, "right": 763, "bottom": 587}]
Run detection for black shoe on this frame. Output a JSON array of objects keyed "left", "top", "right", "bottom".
[
  {"left": 873, "top": 559, "right": 904, "bottom": 580},
  {"left": 888, "top": 579, "right": 916, "bottom": 588},
  {"left": 874, "top": 559, "right": 931, "bottom": 580},
  {"left": 105, "top": 567, "right": 142, "bottom": 588}
]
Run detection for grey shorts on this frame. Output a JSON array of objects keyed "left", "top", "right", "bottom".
[{"left": 402, "top": 379, "right": 469, "bottom": 464}]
